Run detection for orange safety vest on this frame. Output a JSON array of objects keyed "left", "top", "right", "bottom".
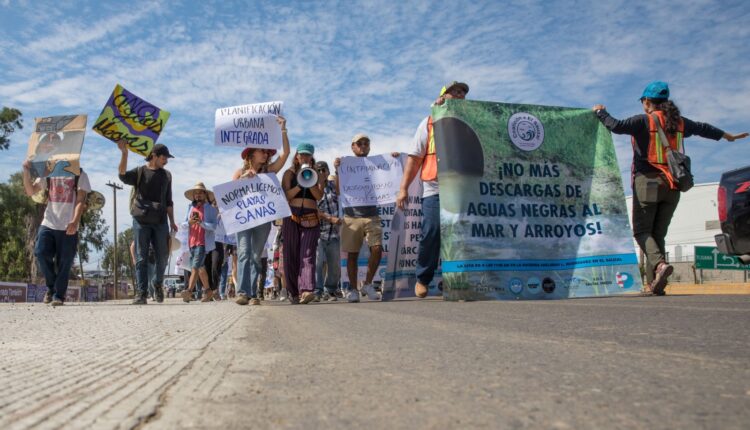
[
  {"left": 636, "top": 111, "right": 685, "bottom": 189},
  {"left": 421, "top": 116, "right": 437, "bottom": 181}
]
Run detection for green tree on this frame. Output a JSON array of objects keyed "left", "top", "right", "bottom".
[
  {"left": 0, "top": 107, "right": 23, "bottom": 150},
  {"left": 0, "top": 173, "right": 36, "bottom": 281},
  {"left": 102, "top": 228, "right": 134, "bottom": 283},
  {"left": 77, "top": 208, "right": 109, "bottom": 279}
]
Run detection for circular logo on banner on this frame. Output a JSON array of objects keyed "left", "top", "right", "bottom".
[
  {"left": 526, "top": 277, "right": 542, "bottom": 295},
  {"left": 508, "top": 112, "right": 545, "bottom": 151},
  {"left": 542, "top": 277, "right": 556, "bottom": 294},
  {"left": 508, "top": 277, "right": 524, "bottom": 295}
]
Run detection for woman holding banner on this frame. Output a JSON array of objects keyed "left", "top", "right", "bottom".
[
  {"left": 281, "top": 143, "right": 325, "bottom": 304},
  {"left": 232, "top": 116, "right": 290, "bottom": 306},
  {"left": 593, "top": 81, "right": 748, "bottom": 296}
]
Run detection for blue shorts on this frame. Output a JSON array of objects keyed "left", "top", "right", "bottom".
[{"left": 190, "top": 246, "right": 206, "bottom": 269}]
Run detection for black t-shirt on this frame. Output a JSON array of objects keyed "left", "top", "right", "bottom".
[{"left": 119, "top": 166, "right": 174, "bottom": 221}]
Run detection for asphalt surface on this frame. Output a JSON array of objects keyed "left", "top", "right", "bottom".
[{"left": 1, "top": 295, "right": 749, "bottom": 429}]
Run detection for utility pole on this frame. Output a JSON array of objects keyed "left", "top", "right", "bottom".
[{"left": 105, "top": 182, "right": 123, "bottom": 300}]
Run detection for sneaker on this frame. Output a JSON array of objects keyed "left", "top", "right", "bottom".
[
  {"left": 313, "top": 294, "right": 321, "bottom": 302},
  {"left": 50, "top": 298, "right": 64, "bottom": 307},
  {"left": 43, "top": 290, "right": 53, "bottom": 304},
  {"left": 289, "top": 296, "right": 300, "bottom": 305},
  {"left": 250, "top": 298, "right": 261, "bottom": 306},
  {"left": 346, "top": 289, "right": 360, "bottom": 303},
  {"left": 651, "top": 263, "right": 673, "bottom": 296},
  {"left": 415, "top": 282, "right": 429, "bottom": 298},
  {"left": 334, "top": 290, "right": 344, "bottom": 299},
  {"left": 154, "top": 285, "right": 165, "bottom": 303},
  {"left": 327, "top": 294, "right": 337, "bottom": 302},
  {"left": 363, "top": 283, "right": 380, "bottom": 301},
  {"left": 181, "top": 289, "right": 193, "bottom": 303},
  {"left": 235, "top": 293, "right": 249, "bottom": 305},
  {"left": 300, "top": 292, "right": 316, "bottom": 304},
  {"left": 131, "top": 296, "right": 147, "bottom": 305}
]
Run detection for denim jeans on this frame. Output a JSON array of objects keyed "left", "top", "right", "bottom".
[
  {"left": 237, "top": 222, "right": 272, "bottom": 298},
  {"left": 315, "top": 237, "right": 341, "bottom": 295},
  {"left": 218, "top": 259, "right": 229, "bottom": 298},
  {"left": 415, "top": 194, "right": 440, "bottom": 286},
  {"left": 34, "top": 226, "right": 78, "bottom": 301},
  {"left": 133, "top": 219, "right": 169, "bottom": 297}
]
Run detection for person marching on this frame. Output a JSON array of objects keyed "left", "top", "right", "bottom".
[
  {"left": 118, "top": 142, "right": 179, "bottom": 305},
  {"left": 281, "top": 143, "right": 325, "bottom": 304},
  {"left": 593, "top": 81, "right": 748, "bottom": 295},
  {"left": 180, "top": 182, "right": 218, "bottom": 302},
  {"left": 396, "top": 81, "right": 469, "bottom": 298},
  {"left": 22, "top": 159, "right": 91, "bottom": 306},
  {"left": 313, "top": 161, "right": 342, "bottom": 301},
  {"left": 233, "top": 115, "right": 290, "bottom": 305}
]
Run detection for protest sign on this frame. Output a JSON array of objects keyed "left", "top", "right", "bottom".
[
  {"left": 339, "top": 155, "right": 441, "bottom": 296},
  {"left": 26, "top": 115, "right": 87, "bottom": 178},
  {"left": 214, "top": 101, "right": 284, "bottom": 150},
  {"left": 338, "top": 154, "right": 403, "bottom": 208},
  {"left": 213, "top": 174, "right": 291, "bottom": 235},
  {"left": 92, "top": 84, "right": 170, "bottom": 156},
  {"left": 435, "top": 100, "right": 641, "bottom": 300},
  {"left": 381, "top": 176, "right": 443, "bottom": 300}
]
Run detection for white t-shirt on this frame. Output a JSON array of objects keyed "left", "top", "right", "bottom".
[
  {"left": 38, "top": 171, "right": 91, "bottom": 231},
  {"left": 408, "top": 116, "right": 439, "bottom": 198}
]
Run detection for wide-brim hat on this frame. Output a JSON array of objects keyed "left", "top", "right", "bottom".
[
  {"left": 184, "top": 182, "right": 215, "bottom": 202},
  {"left": 169, "top": 231, "right": 181, "bottom": 252},
  {"left": 440, "top": 81, "right": 469, "bottom": 96},
  {"left": 241, "top": 147, "right": 277, "bottom": 160}
]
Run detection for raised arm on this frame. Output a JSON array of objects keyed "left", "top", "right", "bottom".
[{"left": 269, "top": 116, "right": 291, "bottom": 173}]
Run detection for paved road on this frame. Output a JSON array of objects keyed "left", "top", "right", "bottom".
[{"left": 1, "top": 295, "right": 748, "bottom": 429}]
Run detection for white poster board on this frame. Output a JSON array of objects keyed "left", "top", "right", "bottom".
[
  {"left": 213, "top": 173, "right": 291, "bottom": 235},
  {"left": 214, "top": 101, "right": 284, "bottom": 150},
  {"left": 338, "top": 153, "right": 404, "bottom": 208}
]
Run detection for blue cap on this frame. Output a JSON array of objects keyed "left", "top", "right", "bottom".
[
  {"left": 296, "top": 143, "right": 314, "bottom": 155},
  {"left": 640, "top": 81, "right": 670, "bottom": 101}
]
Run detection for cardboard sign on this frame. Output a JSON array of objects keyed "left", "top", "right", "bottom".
[
  {"left": 26, "top": 115, "right": 87, "bottom": 177},
  {"left": 92, "top": 84, "right": 170, "bottom": 156},
  {"left": 338, "top": 154, "right": 404, "bottom": 208}
]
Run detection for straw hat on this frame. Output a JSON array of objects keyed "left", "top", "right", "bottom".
[
  {"left": 168, "top": 231, "right": 181, "bottom": 252},
  {"left": 184, "top": 182, "right": 215, "bottom": 202}
]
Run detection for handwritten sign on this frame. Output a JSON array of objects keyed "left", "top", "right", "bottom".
[
  {"left": 213, "top": 173, "right": 291, "bottom": 235},
  {"left": 92, "top": 84, "right": 170, "bottom": 156},
  {"left": 26, "top": 115, "right": 87, "bottom": 177},
  {"left": 214, "top": 101, "right": 284, "bottom": 150},
  {"left": 338, "top": 154, "right": 404, "bottom": 208}
]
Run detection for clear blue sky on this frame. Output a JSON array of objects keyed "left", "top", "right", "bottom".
[{"left": 1, "top": 0, "right": 748, "bottom": 269}]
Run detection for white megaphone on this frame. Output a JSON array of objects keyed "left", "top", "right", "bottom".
[{"left": 296, "top": 164, "right": 318, "bottom": 188}]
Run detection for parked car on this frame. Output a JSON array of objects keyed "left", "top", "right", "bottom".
[{"left": 714, "top": 165, "right": 750, "bottom": 264}]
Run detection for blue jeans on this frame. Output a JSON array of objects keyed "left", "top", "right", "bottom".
[
  {"left": 133, "top": 219, "right": 169, "bottom": 297},
  {"left": 416, "top": 194, "right": 440, "bottom": 286},
  {"left": 237, "top": 222, "right": 272, "bottom": 298},
  {"left": 315, "top": 237, "right": 341, "bottom": 295},
  {"left": 218, "top": 259, "right": 229, "bottom": 298},
  {"left": 34, "top": 226, "right": 78, "bottom": 301}
]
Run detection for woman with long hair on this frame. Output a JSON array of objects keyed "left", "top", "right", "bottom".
[
  {"left": 232, "top": 116, "right": 290, "bottom": 305},
  {"left": 281, "top": 143, "right": 325, "bottom": 304},
  {"left": 593, "top": 81, "right": 747, "bottom": 295}
]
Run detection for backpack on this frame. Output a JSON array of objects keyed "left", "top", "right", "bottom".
[{"left": 129, "top": 165, "right": 171, "bottom": 224}]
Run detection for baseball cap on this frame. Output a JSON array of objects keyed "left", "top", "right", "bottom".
[
  {"left": 296, "top": 143, "right": 314, "bottom": 155},
  {"left": 640, "top": 81, "right": 670, "bottom": 101},
  {"left": 151, "top": 143, "right": 174, "bottom": 158},
  {"left": 440, "top": 81, "right": 469, "bottom": 96},
  {"left": 351, "top": 133, "right": 370, "bottom": 144}
]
